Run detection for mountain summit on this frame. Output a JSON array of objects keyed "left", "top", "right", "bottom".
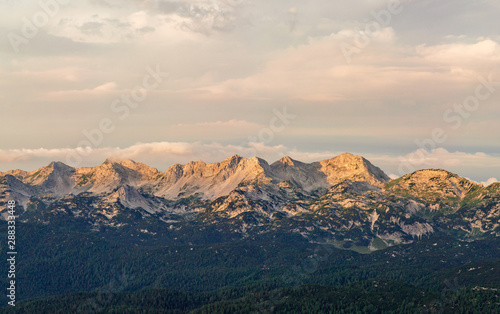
[
  {"left": 155, "top": 155, "right": 273, "bottom": 199},
  {"left": 316, "top": 153, "right": 390, "bottom": 187}
]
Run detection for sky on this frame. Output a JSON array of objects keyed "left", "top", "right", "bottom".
[{"left": 0, "top": 0, "right": 499, "bottom": 185}]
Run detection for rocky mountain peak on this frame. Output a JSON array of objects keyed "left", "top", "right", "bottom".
[
  {"left": 386, "top": 169, "right": 479, "bottom": 203},
  {"left": 102, "top": 158, "right": 132, "bottom": 167},
  {"left": 25, "top": 161, "right": 75, "bottom": 186},
  {"left": 487, "top": 182, "right": 500, "bottom": 191},
  {"left": 392, "top": 169, "right": 473, "bottom": 186},
  {"left": 102, "top": 158, "right": 117, "bottom": 165},
  {"left": 216, "top": 155, "right": 268, "bottom": 176},
  {"left": 15, "top": 161, "right": 76, "bottom": 197},
  {"left": 327, "top": 153, "right": 370, "bottom": 168},
  {"left": 275, "top": 156, "right": 298, "bottom": 167},
  {"left": 97, "top": 160, "right": 127, "bottom": 174},
  {"left": 2, "top": 169, "right": 30, "bottom": 180},
  {"left": 221, "top": 154, "right": 244, "bottom": 167},
  {"left": 154, "top": 155, "right": 274, "bottom": 199},
  {"left": 115, "top": 159, "right": 160, "bottom": 178},
  {"left": 248, "top": 157, "right": 272, "bottom": 174},
  {"left": 49, "top": 161, "right": 74, "bottom": 171},
  {"left": 318, "top": 153, "right": 390, "bottom": 187},
  {"left": 93, "top": 158, "right": 156, "bottom": 177},
  {"left": 182, "top": 160, "right": 208, "bottom": 177},
  {"left": 249, "top": 156, "right": 269, "bottom": 165},
  {"left": 72, "top": 159, "right": 156, "bottom": 194}
]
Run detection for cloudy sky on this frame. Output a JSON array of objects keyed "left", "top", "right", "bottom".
[{"left": 0, "top": 0, "right": 499, "bottom": 184}]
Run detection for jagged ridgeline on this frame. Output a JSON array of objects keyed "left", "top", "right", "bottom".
[{"left": 0, "top": 153, "right": 499, "bottom": 251}]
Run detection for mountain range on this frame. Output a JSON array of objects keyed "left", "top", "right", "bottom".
[{"left": 1, "top": 153, "right": 499, "bottom": 252}]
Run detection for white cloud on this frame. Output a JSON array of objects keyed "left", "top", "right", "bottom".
[
  {"left": 417, "top": 39, "right": 500, "bottom": 67},
  {"left": 481, "top": 177, "right": 498, "bottom": 187},
  {"left": 396, "top": 148, "right": 500, "bottom": 170},
  {"left": 0, "top": 142, "right": 287, "bottom": 171},
  {"left": 0, "top": 141, "right": 338, "bottom": 172},
  {"left": 93, "top": 81, "right": 119, "bottom": 91},
  {"left": 193, "top": 37, "right": 500, "bottom": 104},
  {"left": 367, "top": 148, "right": 500, "bottom": 182}
]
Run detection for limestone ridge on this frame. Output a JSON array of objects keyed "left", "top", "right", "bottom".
[
  {"left": 155, "top": 155, "right": 274, "bottom": 199},
  {"left": 316, "top": 153, "right": 390, "bottom": 187},
  {"left": 270, "top": 153, "right": 390, "bottom": 192},
  {"left": 0, "top": 153, "right": 390, "bottom": 200},
  {"left": 385, "top": 169, "right": 480, "bottom": 209},
  {"left": 1, "top": 153, "right": 499, "bottom": 249},
  {"left": 270, "top": 156, "right": 327, "bottom": 191}
]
